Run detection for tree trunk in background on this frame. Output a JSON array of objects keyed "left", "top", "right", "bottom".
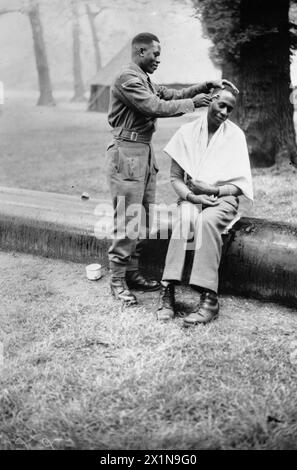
[
  {"left": 195, "top": 0, "right": 297, "bottom": 167},
  {"left": 71, "top": 0, "right": 85, "bottom": 102},
  {"left": 28, "top": 2, "right": 55, "bottom": 106},
  {"left": 227, "top": 0, "right": 297, "bottom": 167},
  {"left": 85, "top": 4, "right": 102, "bottom": 72}
]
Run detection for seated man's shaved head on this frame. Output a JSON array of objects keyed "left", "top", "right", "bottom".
[
  {"left": 211, "top": 83, "right": 239, "bottom": 99},
  {"left": 131, "top": 32, "right": 161, "bottom": 75},
  {"left": 208, "top": 84, "right": 238, "bottom": 128}
]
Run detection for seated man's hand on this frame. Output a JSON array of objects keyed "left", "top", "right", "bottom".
[
  {"left": 186, "top": 193, "right": 219, "bottom": 207},
  {"left": 192, "top": 93, "right": 212, "bottom": 108},
  {"left": 188, "top": 179, "right": 219, "bottom": 196}
]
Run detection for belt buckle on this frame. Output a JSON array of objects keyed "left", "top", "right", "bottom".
[{"left": 130, "top": 131, "right": 138, "bottom": 141}]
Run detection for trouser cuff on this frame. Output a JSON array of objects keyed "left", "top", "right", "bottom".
[
  {"left": 109, "top": 262, "right": 126, "bottom": 278},
  {"left": 162, "top": 270, "right": 183, "bottom": 282},
  {"left": 189, "top": 278, "right": 218, "bottom": 294}
]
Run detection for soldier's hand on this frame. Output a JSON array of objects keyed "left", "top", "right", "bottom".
[
  {"left": 205, "top": 79, "right": 239, "bottom": 95},
  {"left": 192, "top": 93, "right": 212, "bottom": 108},
  {"left": 222, "top": 79, "right": 239, "bottom": 94},
  {"left": 206, "top": 79, "right": 224, "bottom": 90}
]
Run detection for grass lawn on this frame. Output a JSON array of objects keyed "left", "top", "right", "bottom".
[
  {"left": 1, "top": 251, "right": 297, "bottom": 450},
  {"left": 1, "top": 93, "right": 297, "bottom": 223}
]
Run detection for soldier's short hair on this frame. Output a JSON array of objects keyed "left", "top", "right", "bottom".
[{"left": 132, "top": 33, "right": 160, "bottom": 46}]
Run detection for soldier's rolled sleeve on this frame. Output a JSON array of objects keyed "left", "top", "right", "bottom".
[
  {"left": 156, "top": 83, "right": 208, "bottom": 100},
  {"left": 117, "top": 73, "right": 194, "bottom": 117}
]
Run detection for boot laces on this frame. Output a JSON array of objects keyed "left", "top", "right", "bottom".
[{"left": 160, "top": 284, "right": 173, "bottom": 309}]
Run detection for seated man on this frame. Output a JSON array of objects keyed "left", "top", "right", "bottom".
[{"left": 156, "top": 84, "right": 253, "bottom": 326}]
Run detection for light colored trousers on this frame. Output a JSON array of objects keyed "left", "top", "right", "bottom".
[{"left": 162, "top": 196, "right": 239, "bottom": 293}]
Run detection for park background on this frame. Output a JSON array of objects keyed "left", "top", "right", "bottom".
[
  {"left": 1, "top": 0, "right": 297, "bottom": 451},
  {"left": 1, "top": 0, "right": 297, "bottom": 222}
]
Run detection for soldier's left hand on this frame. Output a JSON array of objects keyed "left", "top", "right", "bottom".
[
  {"left": 206, "top": 79, "right": 224, "bottom": 90},
  {"left": 206, "top": 79, "right": 239, "bottom": 94},
  {"left": 222, "top": 79, "right": 239, "bottom": 94}
]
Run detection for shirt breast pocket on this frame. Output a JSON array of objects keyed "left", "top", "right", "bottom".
[{"left": 118, "top": 147, "right": 147, "bottom": 181}]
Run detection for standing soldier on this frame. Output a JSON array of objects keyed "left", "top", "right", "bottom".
[{"left": 107, "top": 32, "right": 229, "bottom": 306}]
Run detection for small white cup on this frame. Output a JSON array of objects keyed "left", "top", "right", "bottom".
[{"left": 86, "top": 263, "right": 102, "bottom": 281}]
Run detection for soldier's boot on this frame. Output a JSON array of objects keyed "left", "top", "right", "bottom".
[
  {"left": 126, "top": 271, "right": 160, "bottom": 292},
  {"left": 110, "top": 277, "right": 138, "bottom": 307}
]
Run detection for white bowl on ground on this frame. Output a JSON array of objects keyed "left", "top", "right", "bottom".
[{"left": 86, "top": 263, "right": 102, "bottom": 280}]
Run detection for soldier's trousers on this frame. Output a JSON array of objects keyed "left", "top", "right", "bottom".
[
  {"left": 107, "top": 140, "right": 158, "bottom": 278},
  {"left": 162, "top": 196, "right": 239, "bottom": 293}
]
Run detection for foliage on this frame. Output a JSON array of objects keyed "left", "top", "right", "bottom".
[
  {"left": 192, "top": 0, "right": 241, "bottom": 64},
  {"left": 192, "top": 0, "right": 297, "bottom": 65}
]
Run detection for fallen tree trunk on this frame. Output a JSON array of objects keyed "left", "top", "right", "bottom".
[{"left": 142, "top": 217, "right": 297, "bottom": 307}]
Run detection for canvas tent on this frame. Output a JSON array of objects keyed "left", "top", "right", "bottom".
[
  {"left": 88, "top": 31, "right": 220, "bottom": 112},
  {"left": 88, "top": 43, "right": 131, "bottom": 112}
]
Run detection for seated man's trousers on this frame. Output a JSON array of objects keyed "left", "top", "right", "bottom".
[
  {"left": 107, "top": 140, "right": 158, "bottom": 278},
  {"left": 162, "top": 196, "right": 239, "bottom": 293}
]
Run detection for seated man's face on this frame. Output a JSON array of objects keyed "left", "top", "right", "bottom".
[{"left": 208, "top": 90, "right": 236, "bottom": 127}]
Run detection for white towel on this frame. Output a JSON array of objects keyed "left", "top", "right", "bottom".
[{"left": 164, "top": 112, "right": 254, "bottom": 213}]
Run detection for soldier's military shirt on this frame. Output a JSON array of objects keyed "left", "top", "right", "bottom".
[{"left": 108, "top": 62, "right": 208, "bottom": 136}]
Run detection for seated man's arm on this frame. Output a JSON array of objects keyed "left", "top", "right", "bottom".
[
  {"left": 170, "top": 160, "right": 219, "bottom": 207},
  {"left": 188, "top": 180, "right": 242, "bottom": 197},
  {"left": 188, "top": 178, "right": 219, "bottom": 196},
  {"left": 218, "top": 184, "right": 242, "bottom": 197},
  {"left": 170, "top": 159, "right": 192, "bottom": 200}
]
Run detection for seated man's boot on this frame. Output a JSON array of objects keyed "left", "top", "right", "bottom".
[
  {"left": 110, "top": 277, "right": 138, "bottom": 306},
  {"left": 126, "top": 271, "right": 160, "bottom": 292},
  {"left": 183, "top": 290, "right": 219, "bottom": 327},
  {"left": 156, "top": 282, "right": 176, "bottom": 321}
]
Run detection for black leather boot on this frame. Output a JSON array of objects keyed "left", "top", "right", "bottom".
[
  {"left": 110, "top": 277, "right": 138, "bottom": 306},
  {"left": 126, "top": 271, "right": 160, "bottom": 292},
  {"left": 156, "top": 282, "right": 176, "bottom": 321},
  {"left": 183, "top": 290, "right": 219, "bottom": 326}
]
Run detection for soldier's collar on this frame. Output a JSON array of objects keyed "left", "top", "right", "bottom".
[{"left": 129, "top": 62, "right": 149, "bottom": 79}]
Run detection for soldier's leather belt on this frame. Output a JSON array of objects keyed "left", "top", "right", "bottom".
[{"left": 116, "top": 129, "right": 153, "bottom": 143}]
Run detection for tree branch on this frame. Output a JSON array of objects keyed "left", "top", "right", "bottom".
[
  {"left": 92, "top": 9, "right": 102, "bottom": 18},
  {"left": 84, "top": 4, "right": 105, "bottom": 18},
  {"left": 0, "top": 9, "right": 20, "bottom": 16}
]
